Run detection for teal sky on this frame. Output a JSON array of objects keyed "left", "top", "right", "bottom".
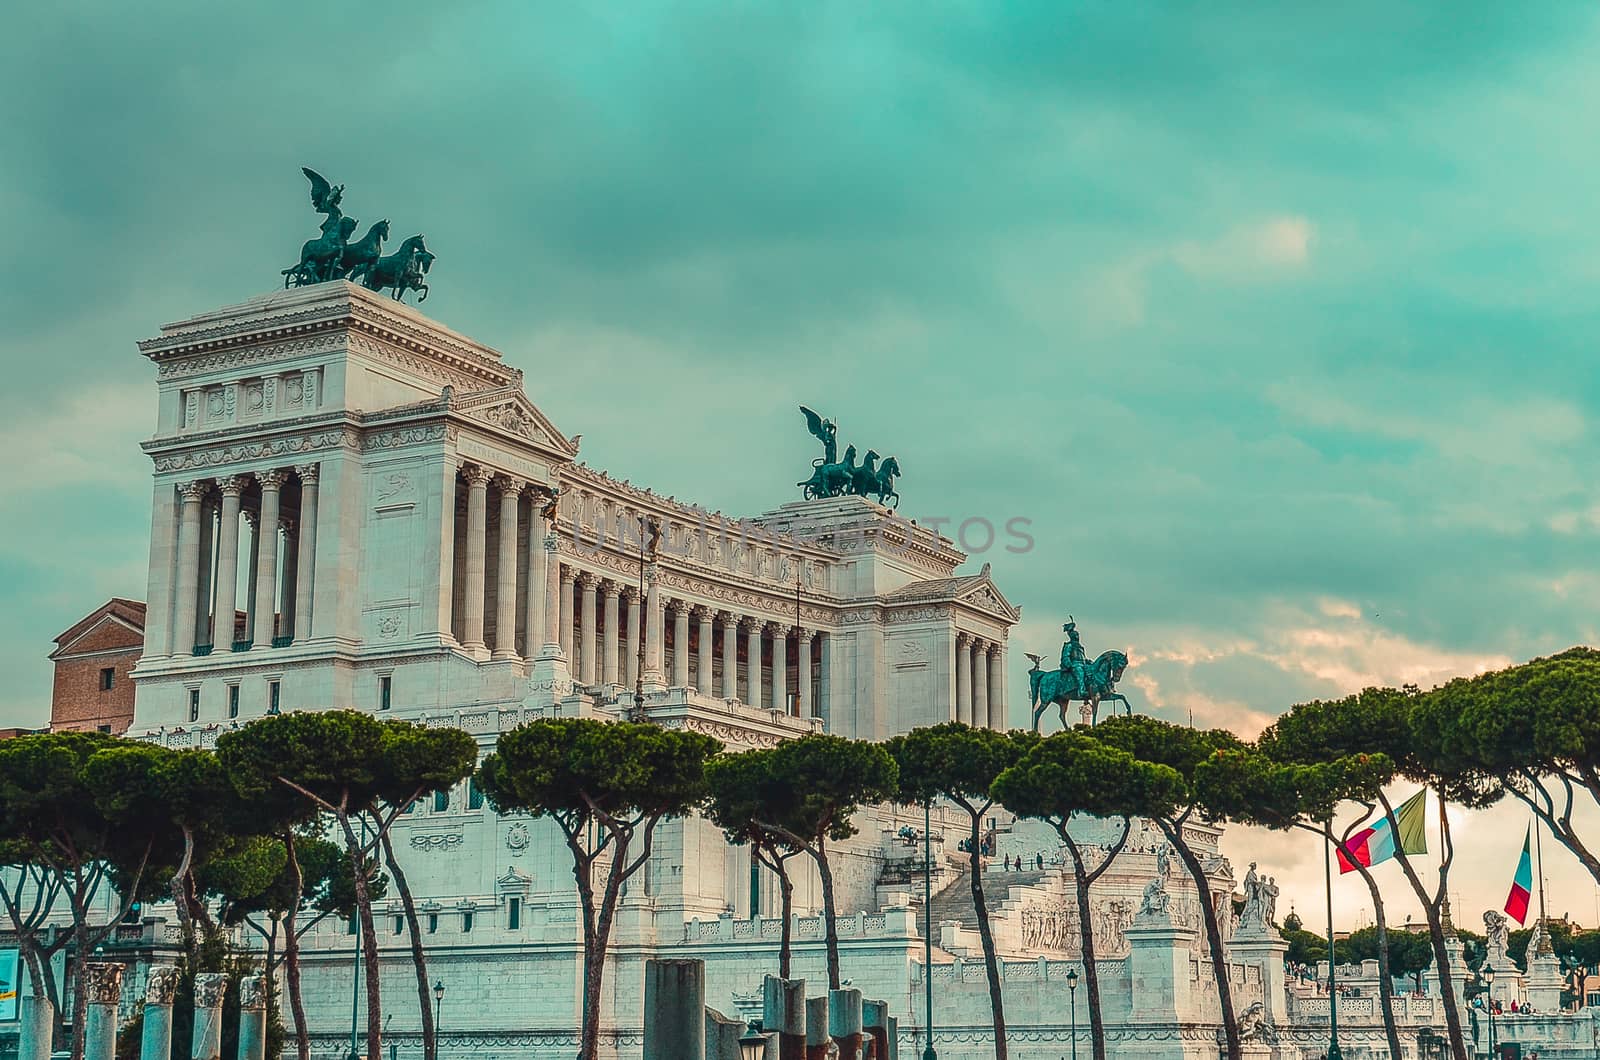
[{"left": 6, "top": 2, "right": 1600, "bottom": 927}]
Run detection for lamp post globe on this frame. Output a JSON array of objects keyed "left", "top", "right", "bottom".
[{"left": 739, "top": 1020, "right": 766, "bottom": 1060}]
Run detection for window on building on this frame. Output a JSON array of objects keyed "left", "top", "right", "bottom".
[
  {"left": 268, "top": 680, "right": 281, "bottom": 714},
  {"left": 434, "top": 789, "right": 449, "bottom": 813},
  {"left": 468, "top": 778, "right": 484, "bottom": 811},
  {"left": 462, "top": 911, "right": 473, "bottom": 933},
  {"left": 427, "top": 913, "right": 438, "bottom": 934},
  {"left": 378, "top": 674, "right": 392, "bottom": 711},
  {"left": 394, "top": 916, "right": 404, "bottom": 935},
  {"left": 347, "top": 913, "right": 357, "bottom": 936},
  {"left": 97, "top": 724, "right": 112, "bottom": 734},
  {"left": 99, "top": 668, "right": 115, "bottom": 691},
  {"left": 507, "top": 898, "right": 521, "bottom": 930},
  {"left": 228, "top": 684, "right": 240, "bottom": 719},
  {"left": 188, "top": 688, "right": 200, "bottom": 722}
]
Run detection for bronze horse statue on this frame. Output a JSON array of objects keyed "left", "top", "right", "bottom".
[
  {"left": 283, "top": 215, "right": 356, "bottom": 287},
  {"left": 799, "top": 444, "right": 858, "bottom": 499},
  {"left": 338, "top": 219, "right": 389, "bottom": 280},
  {"left": 350, "top": 234, "right": 430, "bottom": 303},
  {"left": 1027, "top": 649, "right": 1132, "bottom": 730},
  {"left": 865, "top": 455, "right": 901, "bottom": 508}
]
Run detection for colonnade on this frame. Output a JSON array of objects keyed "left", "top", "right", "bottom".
[
  {"left": 163, "top": 463, "right": 319, "bottom": 656},
  {"left": 448, "top": 464, "right": 826, "bottom": 715},
  {"left": 955, "top": 631, "right": 1007, "bottom": 729}
]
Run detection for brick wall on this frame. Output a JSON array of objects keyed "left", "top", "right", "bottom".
[{"left": 50, "top": 604, "right": 144, "bottom": 735}]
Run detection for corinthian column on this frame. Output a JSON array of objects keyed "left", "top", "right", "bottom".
[
  {"left": 603, "top": 582, "right": 621, "bottom": 685},
  {"left": 251, "top": 470, "right": 287, "bottom": 647},
  {"left": 671, "top": 602, "right": 691, "bottom": 688},
  {"left": 642, "top": 563, "right": 665, "bottom": 692},
  {"left": 578, "top": 573, "right": 598, "bottom": 684},
  {"left": 293, "top": 463, "right": 319, "bottom": 641},
  {"left": 721, "top": 612, "right": 738, "bottom": 699},
  {"left": 696, "top": 607, "right": 714, "bottom": 694},
  {"left": 624, "top": 587, "right": 641, "bottom": 687},
  {"left": 955, "top": 631, "right": 972, "bottom": 725},
  {"left": 745, "top": 619, "right": 764, "bottom": 710},
  {"left": 770, "top": 623, "right": 789, "bottom": 714},
  {"left": 797, "top": 629, "right": 815, "bottom": 718},
  {"left": 211, "top": 477, "right": 245, "bottom": 648},
  {"left": 493, "top": 476, "right": 521, "bottom": 660},
  {"left": 461, "top": 465, "right": 491, "bottom": 653},
  {"left": 559, "top": 565, "right": 576, "bottom": 659},
  {"left": 525, "top": 489, "right": 548, "bottom": 658},
  {"left": 989, "top": 646, "right": 1007, "bottom": 730},
  {"left": 174, "top": 481, "right": 208, "bottom": 655},
  {"left": 972, "top": 638, "right": 989, "bottom": 730}
]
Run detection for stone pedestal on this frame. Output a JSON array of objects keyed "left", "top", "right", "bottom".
[
  {"left": 140, "top": 967, "right": 181, "bottom": 1060},
  {"left": 828, "top": 988, "right": 863, "bottom": 1060},
  {"left": 862, "top": 1000, "right": 895, "bottom": 1060},
  {"left": 1119, "top": 911, "right": 1198, "bottom": 1059},
  {"left": 1526, "top": 952, "right": 1565, "bottom": 1012},
  {"left": 1229, "top": 927, "right": 1290, "bottom": 1028},
  {"left": 18, "top": 995, "right": 53, "bottom": 1060},
  {"left": 192, "top": 973, "right": 227, "bottom": 1060},
  {"left": 643, "top": 959, "right": 704, "bottom": 1060},
  {"left": 804, "top": 996, "right": 831, "bottom": 1060},
  {"left": 1483, "top": 958, "right": 1523, "bottom": 1006},
  {"left": 763, "top": 976, "right": 807, "bottom": 1060},
  {"left": 707, "top": 1007, "right": 746, "bottom": 1060},
  {"left": 237, "top": 975, "right": 268, "bottom": 1060},
  {"left": 81, "top": 963, "right": 124, "bottom": 1060},
  {"left": 524, "top": 644, "right": 574, "bottom": 706}
]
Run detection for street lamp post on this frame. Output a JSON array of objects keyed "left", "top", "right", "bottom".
[
  {"left": 1066, "top": 968, "right": 1079, "bottom": 1060},
  {"left": 922, "top": 800, "right": 936, "bottom": 1060},
  {"left": 433, "top": 980, "right": 445, "bottom": 1055}
]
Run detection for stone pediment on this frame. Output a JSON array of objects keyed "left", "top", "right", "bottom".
[
  {"left": 451, "top": 386, "right": 578, "bottom": 458},
  {"left": 958, "top": 578, "right": 1020, "bottom": 622},
  {"left": 884, "top": 562, "right": 1020, "bottom": 623}
]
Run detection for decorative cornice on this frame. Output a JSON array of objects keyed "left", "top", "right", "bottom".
[{"left": 149, "top": 427, "right": 359, "bottom": 474}]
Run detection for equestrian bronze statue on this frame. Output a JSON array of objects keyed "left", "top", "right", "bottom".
[{"left": 1027, "top": 618, "right": 1133, "bottom": 730}]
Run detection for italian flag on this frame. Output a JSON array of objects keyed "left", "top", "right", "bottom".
[
  {"left": 1505, "top": 826, "right": 1534, "bottom": 925},
  {"left": 1337, "top": 788, "right": 1428, "bottom": 874}
]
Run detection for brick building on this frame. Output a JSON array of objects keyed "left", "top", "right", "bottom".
[{"left": 48, "top": 598, "right": 146, "bottom": 734}]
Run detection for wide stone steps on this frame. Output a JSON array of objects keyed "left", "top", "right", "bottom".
[{"left": 928, "top": 867, "right": 1052, "bottom": 929}]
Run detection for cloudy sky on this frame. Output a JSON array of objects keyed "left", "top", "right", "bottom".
[{"left": 7, "top": 2, "right": 1600, "bottom": 930}]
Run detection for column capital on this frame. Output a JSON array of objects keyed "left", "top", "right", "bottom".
[
  {"left": 575, "top": 570, "right": 598, "bottom": 590},
  {"left": 179, "top": 480, "right": 210, "bottom": 503},
  {"left": 765, "top": 620, "right": 790, "bottom": 637},
  {"left": 279, "top": 516, "right": 297, "bottom": 534},
  {"left": 243, "top": 509, "right": 259, "bottom": 529},
  {"left": 956, "top": 630, "right": 971, "bottom": 648},
  {"left": 544, "top": 532, "right": 561, "bottom": 554},
  {"left": 799, "top": 627, "right": 816, "bottom": 643},
  {"left": 718, "top": 609, "right": 739, "bottom": 624},
  {"left": 293, "top": 462, "right": 320, "bottom": 484},
  {"left": 969, "top": 635, "right": 986, "bottom": 653},
  {"left": 692, "top": 604, "right": 714, "bottom": 621},
  {"left": 145, "top": 965, "right": 182, "bottom": 1006},
  {"left": 740, "top": 615, "right": 762, "bottom": 633},
  {"left": 219, "top": 475, "right": 249, "bottom": 498},
  {"left": 559, "top": 564, "right": 577, "bottom": 586},
  {"left": 495, "top": 474, "right": 523, "bottom": 496},
  {"left": 601, "top": 579, "right": 623, "bottom": 600},
  {"left": 621, "top": 584, "right": 642, "bottom": 603},
  {"left": 81, "top": 962, "right": 124, "bottom": 1006},
  {"left": 258, "top": 468, "right": 289, "bottom": 491},
  {"left": 461, "top": 463, "right": 492, "bottom": 487}
]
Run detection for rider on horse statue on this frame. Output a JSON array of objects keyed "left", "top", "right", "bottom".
[{"left": 1061, "top": 619, "right": 1091, "bottom": 699}]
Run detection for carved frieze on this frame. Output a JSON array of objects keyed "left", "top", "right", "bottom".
[{"left": 150, "top": 428, "right": 358, "bottom": 473}]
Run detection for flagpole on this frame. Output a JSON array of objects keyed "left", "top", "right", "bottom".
[
  {"left": 1324, "top": 818, "right": 1343, "bottom": 1060},
  {"left": 1535, "top": 816, "right": 1547, "bottom": 929}
]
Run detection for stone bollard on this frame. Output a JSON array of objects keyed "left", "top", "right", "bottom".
[
  {"left": 18, "top": 994, "right": 54, "bottom": 1060},
  {"left": 236, "top": 975, "right": 267, "bottom": 1060},
  {"left": 804, "top": 997, "right": 831, "bottom": 1060},
  {"left": 140, "top": 967, "right": 182, "bottom": 1060},
  {"left": 643, "top": 958, "right": 705, "bottom": 1060},
  {"left": 762, "top": 976, "right": 806, "bottom": 1060},
  {"left": 828, "top": 989, "right": 862, "bottom": 1060},
  {"left": 192, "top": 973, "right": 228, "bottom": 1060},
  {"left": 861, "top": 1000, "right": 892, "bottom": 1060},
  {"left": 706, "top": 1007, "right": 746, "bottom": 1060},
  {"left": 81, "top": 963, "right": 125, "bottom": 1060}
]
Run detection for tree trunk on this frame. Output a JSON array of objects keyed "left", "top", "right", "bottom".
[
  {"left": 1060, "top": 832, "right": 1106, "bottom": 1060},
  {"left": 1357, "top": 867, "right": 1404, "bottom": 1060},
  {"left": 813, "top": 836, "right": 842, "bottom": 990},
  {"left": 282, "top": 834, "right": 310, "bottom": 1060},
  {"left": 380, "top": 828, "right": 438, "bottom": 1060},
  {"left": 1385, "top": 788, "right": 1468, "bottom": 1060},
  {"left": 1158, "top": 819, "right": 1241, "bottom": 1060},
  {"left": 169, "top": 826, "right": 199, "bottom": 966},
  {"left": 336, "top": 811, "right": 383, "bottom": 1060},
  {"left": 964, "top": 806, "right": 1007, "bottom": 1060},
  {"left": 767, "top": 849, "right": 795, "bottom": 981}
]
